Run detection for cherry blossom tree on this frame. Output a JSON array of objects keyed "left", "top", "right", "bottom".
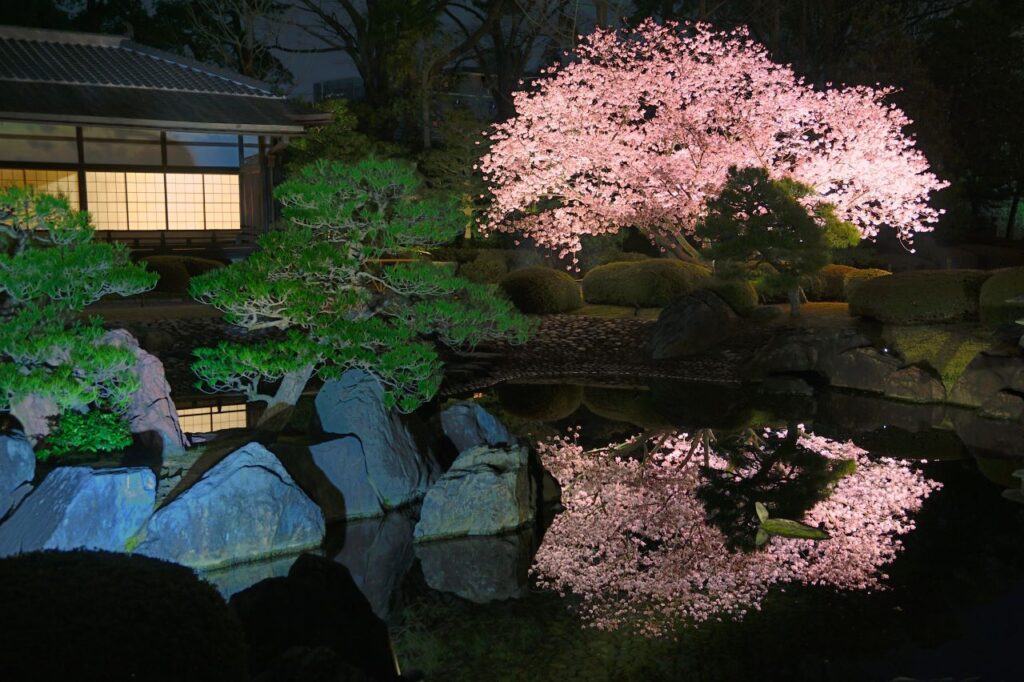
[
  {"left": 480, "top": 20, "right": 948, "bottom": 263},
  {"left": 532, "top": 427, "right": 940, "bottom": 635}
]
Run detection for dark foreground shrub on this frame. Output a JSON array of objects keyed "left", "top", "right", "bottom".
[
  {"left": 848, "top": 269, "right": 992, "bottom": 324},
  {"left": 979, "top": 267, "right": 1024, "bottom": 326},
  {"left": 0, "top": 550, "right": 247, "bottom": 681},
  {"left": 500, "top": 266, "right": 582, "bottom": 314},
  {"left": 582, "top": 259, "right": 711, "bottom": 307},
  {"left": 458, "top": 250, "right": 508, "bottom": 284}
]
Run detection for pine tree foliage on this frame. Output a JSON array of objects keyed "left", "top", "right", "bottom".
[{"left": 190, "top": 158, "right": 531, "bottom": 413}]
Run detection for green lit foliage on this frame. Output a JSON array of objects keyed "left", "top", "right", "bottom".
[
  {"left": 697, "top": 166, "right": 860, "bottom": 317},
  {"left": 0, "top": 187, "right": 156, "bottom": 423},
  {"left": 36, "top": 410, "right": 133, "bottom": 461},
  {"left": 190, "top": 158, "right": 531, "bottom": 413},
  {"left": 284, "top": 99, "right": 406, "bottom": 173}
]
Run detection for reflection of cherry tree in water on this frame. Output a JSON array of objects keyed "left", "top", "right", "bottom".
[
  {"left": 532, "top": 428, "right": 940, "bottom": 635},
  {"left": 697, "top": 425, "right": 857, "bottom": 552}
]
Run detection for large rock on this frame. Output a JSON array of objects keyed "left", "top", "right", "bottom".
[
  {"left": 229, "top": 554, "right": 398, "bottom": 682},
  {"left": 648, "top": 289, "right": 737, "bottom": 360},
  {"left": 746, "top": 327, "right": 871, "bottom": 380},
  {"left": 441, "top": 402, "right": 515, "bottom": 453},
  {"left": 102, "top": 329, "right": 189, "bottom": 455},
  {"left": 828, "top": 347, "right": 901, "bottom": 394},
  {"left": 0, "top": 466, "right": 155, "bottom": 556},
  {"left": 883, "top": 365, "right": 947, "bottom": 403},
  {"left": 8, "top": 394, "right": 59, "bottom": 444},
  {"left": 414, "top": 445, "right": 535, "bottom": 541},
  {"left": 948, "top": 352, "right": 1024, "bottom": 407},
  {"left": 315, "top": 370, "right": 435, "bottom": 508},
  {"left": 136, "top": 442, "right": 324, "bottom": 569},
  {"left": 331, "top": 513, "right": 415, "bottom": 620},
  {"left": 309, "top": 437, "right": 387, "bottom": 519},
  {"left": 0, "top": 433, "right": 34, "bottom": 518},
  {"left": 415, "top": 528, "right": 534, "bottom": 603}
]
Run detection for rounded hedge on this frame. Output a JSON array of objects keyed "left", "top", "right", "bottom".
[
  {"left": 0, "top": 550, "right": 247, "bottom": 681},
  {"left": 979, "top": 267, "right": 1024, "bottom": 326},
  {"left": 848, "top": 269, "right": 992, "bottom": 324},
  {"left": 703, "top": 278, "right": 759, "bottom": 316},
  {"left": 500, "top": 266, "right": 582, "bottom": 314},
  {"left": 806, "top": 264, "right": 890, "bottom": 301},
  {"left": 582, "top": 259, "right": 712, "bottom": 307},
  {"left": 142, "top": 255, "right": 226, "bottom": 295},
  {"left": 458, "top": 250, "right": 508, "bottom": 284}
]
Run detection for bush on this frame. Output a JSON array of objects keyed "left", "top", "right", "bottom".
[
  {"left": 142, "top": 256, "right": 226, "bottom": 295},
  {"left": 703, "top": 278, "right": 759, "bottom": 316},
  {"left": 458, "top": 250, "right": 509, "bottom": 284},
  {"left": 848, "top": 269, "right": 992, "bottom": 324},
  {"left": 0, "top": 550, "right": 247, "bottom": 681},
  {"left": 36, "top": 410, "right": 132, "bottom": 461},
  {"left": 429, "top": 246, "right": 480, "bottom": 264},
  {"left": 582, "top": 259, "right": 712, "bottom": 307},
  {"left": 806, "top": 264, "right": 890, "bottom": 301},
  {"left": 500, "top": 267, "right": 582, "bottom": 314},
  {"left": 979, "top": 267, "right": 1024, "bottom": 326}
]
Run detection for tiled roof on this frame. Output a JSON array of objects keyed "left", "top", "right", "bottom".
[
  {"left": 0, "top": 25, "right": 328, "bottom": 133},
  {"left": 0, "top": 25, "right": 275, "bottom": 97}
]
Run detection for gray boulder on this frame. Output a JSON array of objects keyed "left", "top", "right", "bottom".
[
  {"left": 441, "top": 402, "right": 515, "bottom": 453},
  {"left": 315, "top": 370, "right": 435, "bottom": 508},
  {"left": 308, "top": 437, "right": 386, "bottom": 519},
  {"left": 102, "top": 329, "right": 189, "bottom": 455},
  {"left": 949, "top": 353, "right": 1024, "bottom": 407},
  {"left": 0, "top": 433, "right": 34, "bottom": 518},
  {"left": 9, "top": 394, "right": 59, "bottom": 443},
  {"left": 828, "top": 347, "right": 901, "bottom": 394},
  {"left": 648, "top": 289, "right": 736, "bottom": 360},
  {"left": 414, "top": 445, "right": 535, "bottom": 541},
  {"left": 0, "top": 466, "right": 155, "bottom": 556},
  {"left": 136, "top": 442, "right": 324, "bottom": 569},
  {"left": 883, "top": 365, "right": 947, "bottom": 404},
  {"left": 415, "top": 528, "right": 534, "bottom": 603}
]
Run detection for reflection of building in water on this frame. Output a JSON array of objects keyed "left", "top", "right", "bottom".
[{"left": 177, "top": 401, "right": 255, "bottom": 433}]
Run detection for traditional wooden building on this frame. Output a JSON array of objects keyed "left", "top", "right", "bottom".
[{"left": 0, "top": 25, "right": 326, "bottom": 255}]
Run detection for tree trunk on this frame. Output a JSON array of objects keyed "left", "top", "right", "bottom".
[
  {"left": 788, "top": 286, "right": 802, "bottom": 318},
  {"left": 1007, "top": 183, "right": 1021, "bottom": 240},
  {"left": 255, "top": 365, "right": 315, "bottom": 431}
]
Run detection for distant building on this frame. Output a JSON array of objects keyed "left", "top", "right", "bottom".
[{"left": 0, "top": 25, "right": 328, "bottom": 256}]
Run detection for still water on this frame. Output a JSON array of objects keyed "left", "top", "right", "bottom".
[{"left": 217, "top": 380, "right": 1024, "bottom": 682}]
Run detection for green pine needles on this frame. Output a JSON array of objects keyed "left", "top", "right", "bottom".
[
  {"left": 190, "top": 158, "right": 531, "bottom": 416},
  {"left": 697, "top": 166, "right": 860, "bottom": 317},
  {"left": 0, "top": 187, "right": 157, "bottom": 443}
]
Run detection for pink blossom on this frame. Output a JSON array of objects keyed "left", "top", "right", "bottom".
[
  {"left": 481, "top": 21, "right": 947, "bottom": 258},
  {"left": 532, "top": 430, "right": 940, "bottom": 635}
]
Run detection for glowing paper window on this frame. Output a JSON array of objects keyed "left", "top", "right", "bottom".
[
  {"left": 166, "top": 173, "right": 205, "bottom": 230},
  {"left": 177, "top": 403, "right": 248, "bottom": 432},
  {"left": 0, "top": 168, "right": 80, "bottom": 209},
  {"left": 125, "top": 172, "right": 167, "bottom": 230},
  {"left": 85, "top": 171, "right": 127, "bottom": 229},
  {"left": 202, "top": 174, "right": 240, "bottom": 229}
]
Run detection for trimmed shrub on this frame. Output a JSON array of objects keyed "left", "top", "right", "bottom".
[
  {"left": 703, "top": 278, "right": 759, "bottom": 316},
  {"left": 806, "top": 264, "right": 890, "bottom": 301},
  {"left": 458, "top": 250, "right": 509, "bottom": 284},
  {"left": 142, "top": 255, "right": 226, "bottom": 295},
  {"left": 428, "top": 246, "right": 480, "bottom": 264},
  {"left": 979, "top": 267, "right": 1024, "bottom": 326},
  {"left": 497, "top": 383, "right": 583, "bottom": 421},
  {"left": 0, "top": 550, "right": 247, "bottom": 681},
  {"left": 500, "top": 266, "right": 582, "bottom": 314},
  {"left": 848, "top": 269, "right": 992, "bottom": 324},
  {"left": 582, "top": 259, "right": 712, "bottom": 307}
]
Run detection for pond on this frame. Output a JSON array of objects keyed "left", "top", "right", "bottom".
[{"left": 207, "top": 379, "right": 1024, "bottom": 682}]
